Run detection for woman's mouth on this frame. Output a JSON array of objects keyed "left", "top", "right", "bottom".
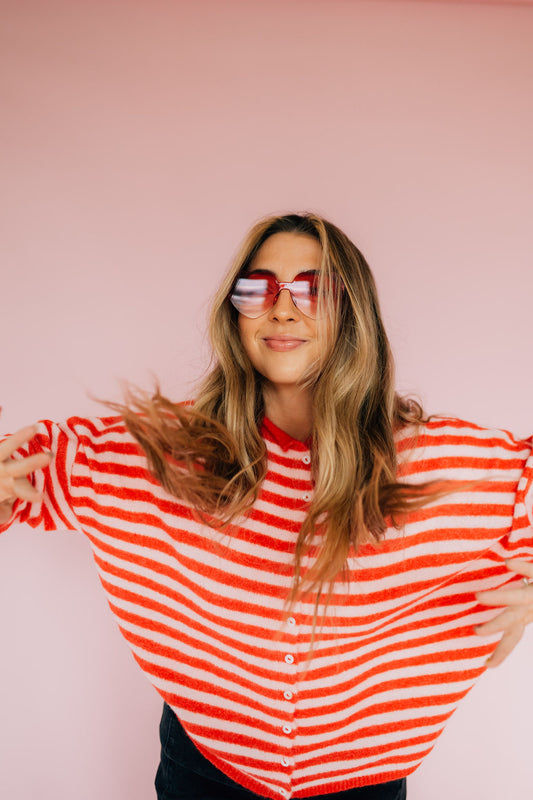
[{"left": 263, "top": 337, "right": 307, "bottom": 352}]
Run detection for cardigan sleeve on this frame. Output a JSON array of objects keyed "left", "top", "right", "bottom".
[
  {"left": 0, "top": 414, "right": 136, "bottom": 534},
  {"left": 396, "top": 418, "right": 533, "bottom": 562},
  {"left": 504, "top": 439, "right": 533, "bottom": 553}
]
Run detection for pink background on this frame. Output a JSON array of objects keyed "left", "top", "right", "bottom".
[{"left": 1, "top": 1, "right": 532, "bottom": 797}]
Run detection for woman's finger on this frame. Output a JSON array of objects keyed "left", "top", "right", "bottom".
[
  {"left": 476, "top": 560, "right": 533, "bottom": 606},
  {"left": 485, "top": 623, "right": 525, "bottom": 668},
  {"left": 0, "top": 425, "right": 40, "bottom": 460},
  {"left": 504, "top": 558, "right": 533, "bottom": 581},
  {"left": 2, "top": 451, "right": 54, "bottom": 479},
  {"left": 475, "top": 607, "right": 523, "bottom": 636},
  {"left": 476, "top": 585, "right": 533, "bottom": 606},
  {"left": 11, "top": 477, "right": 43, "bottom": 503},
  {"left": 0, "top": 476, "right": 42, "bottom": 506}
]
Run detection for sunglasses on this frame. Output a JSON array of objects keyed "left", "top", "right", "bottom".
[{"left": 229, "top": 270, "right": 343, "bottom": 319}]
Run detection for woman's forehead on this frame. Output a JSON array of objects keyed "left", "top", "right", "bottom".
[{"left": 250, "top": 232, "right": 322, "bottom": 279}]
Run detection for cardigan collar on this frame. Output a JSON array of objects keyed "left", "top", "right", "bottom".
[{"left": 261, "top": 416, "right": 312, "bottom": 453}]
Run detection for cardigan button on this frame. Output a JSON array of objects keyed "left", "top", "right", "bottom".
[
  {"left": 302, "top": 454, "right": 311, "bottom": 464},
  {"left": 284, "top": 654, "right": 295, "bottom": 665}
]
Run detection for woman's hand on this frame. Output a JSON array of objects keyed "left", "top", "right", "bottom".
[
  {"left": 475, "top": 559, "right": 533, "bottom": 667},
  {"left": 0, "top": 423, "right": 54, "bottom": 523}
]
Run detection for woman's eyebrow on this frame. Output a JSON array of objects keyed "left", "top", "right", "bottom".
[
  {"left": 246, "top": 268, "right": 320, "bottom": 277},
  {"left": 246, "top": 268, "right": 275, "bottom": 276}
]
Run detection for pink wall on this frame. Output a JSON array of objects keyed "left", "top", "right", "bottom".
[{"left": 1, "top": 0, "right": 532, "bottom": 797}]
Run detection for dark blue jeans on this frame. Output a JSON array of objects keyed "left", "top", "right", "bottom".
[{"left": 155, "top": 703, "right": 407, "bottom": 800}]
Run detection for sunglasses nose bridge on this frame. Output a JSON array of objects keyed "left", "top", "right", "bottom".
[{"left": 271, "top": 284, "right": 299, "bottom": 314}]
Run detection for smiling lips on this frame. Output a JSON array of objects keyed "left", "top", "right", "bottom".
[{"left": 262, "top": 336, "right": 307, "bottom": 351}]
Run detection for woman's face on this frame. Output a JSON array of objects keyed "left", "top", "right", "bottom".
[{"left": 237, "top": 232, "right": 328, "bottom": 393}]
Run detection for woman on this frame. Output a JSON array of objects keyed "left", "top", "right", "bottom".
[{"left": 1, "top": 213, "right": 532, "bottom": 800}]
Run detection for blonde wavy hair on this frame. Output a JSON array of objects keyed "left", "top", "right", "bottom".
[{"left": 113, "top": 213, "right": 438, "bottom": 606}]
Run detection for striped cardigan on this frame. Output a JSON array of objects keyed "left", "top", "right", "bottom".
[{"left": 2, "top": 413, "right": 533, "bottom": 799}]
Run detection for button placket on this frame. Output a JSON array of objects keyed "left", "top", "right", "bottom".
[
  {"left": 278, "top": 580, "right": 299, "bottom": 791},
  {"left": 281, "top": 650, "right": 296, "bottom": 715},
  {"left": 299, "top": 450, "right": 312, "bottom": 503},
  {"left": 281, "top": 627, "right": 297, "bottom": 743}
]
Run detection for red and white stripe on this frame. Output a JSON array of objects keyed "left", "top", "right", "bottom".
[{"left": 2, "top": 413, "right": 532, "bottom": 799}]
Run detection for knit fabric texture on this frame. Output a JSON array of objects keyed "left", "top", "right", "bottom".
[{"left": 2, "top": 414, "right": 533, "bottom": 799}]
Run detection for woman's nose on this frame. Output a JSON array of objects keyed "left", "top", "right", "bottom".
[{"left": 269, "top": 288, "right": 300, "bottom": 319}]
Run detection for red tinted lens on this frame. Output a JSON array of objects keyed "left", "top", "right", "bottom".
[
  {"left": 288, "top": 273, "right": 320, "bottom": 317},
  {"left": 230, "top": 273, "right": 278, "bottom": 318}
]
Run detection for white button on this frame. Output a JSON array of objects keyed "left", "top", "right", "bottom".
[
  {"left": 303, "top": 454, "right": 311, "bottom": 464},
  {"left": 302, "top": 492, "right": 311, "bottom": 501},
  {"left": 287, "top": 616, "right": 296, "bottom": 626},
  {"left": 282, "top": 724, "right": 292, "bottom": 734},
  {"left": 283, "top": 690, "right": 293, "bottom": 700},
  {"left": 281, "top": 756, "right": 290, "bottom": 767},
  {"left": 284, "top": 654, "right": 295, "bottom": 664},
  {"left": 278, "top": 789, "right": 289, "bottom": 798}
]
